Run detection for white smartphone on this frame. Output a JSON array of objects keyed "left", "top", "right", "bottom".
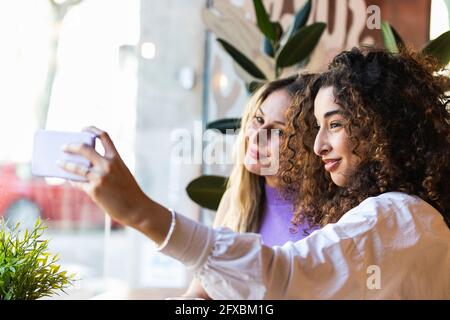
[{"left": 31, "top": 130, "right": 96, "bottom": 181}]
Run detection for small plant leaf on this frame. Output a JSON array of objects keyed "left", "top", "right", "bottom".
[
  {"left": 206, "top": 118, "right": 241, "bottom": 133},
  {"left": 50, "top": 264, "right": 60, "bottom": 274},
  {"left": 276, "top": 22, "right": 326, "bottom": 68},
  {"left": 381, "top": 21, "right": 399, "bottom": 53},
  {"left": 0, "top": 218, "right": 76, "bottom": 300},
  {"left": 5, "top": 291, "right": 12, "bottom": 300},
  {"left": 217, "top": 38, "right": 267, "bottom": 80},
  {"left": 186, "top": 175, "right": 228, "bottom": 211},
  {"left": 422, "top": 30, "right": 450, "bottom": 67}
]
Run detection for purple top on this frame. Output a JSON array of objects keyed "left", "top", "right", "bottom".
[{"left": 258, "top": 184, "right": 318, "bottom": 247}]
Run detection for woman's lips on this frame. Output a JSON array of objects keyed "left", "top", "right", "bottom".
[
  {"left": 323, "top": 159, "right": 341, "bottom": 172},
  {"left": 248, "top": 147, "right": 268, "bottom": 160}
]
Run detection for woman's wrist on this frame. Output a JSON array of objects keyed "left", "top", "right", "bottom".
[{"left": 129, "top": 195, "right": 173, "bottom": 245}]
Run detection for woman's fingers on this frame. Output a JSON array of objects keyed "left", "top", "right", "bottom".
[
  {"left": 82, "top": 126, "right": 118, "bottom": 158},
  {"left": 59, "top": 160, "right": 105, "bottom": 181},
  {"left": 63, "top": 142, "right": 104, "bottom": 166}
]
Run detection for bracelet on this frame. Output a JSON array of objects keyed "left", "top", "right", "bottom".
[{"left": 155, "top": 208, "right": 176, "bottom": 251}]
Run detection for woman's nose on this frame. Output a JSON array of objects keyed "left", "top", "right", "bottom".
[
  {"left": 255, "top": 126, "right": 274, "bottom": 148},
  {"left": 314, "top": 130, "right": 330, "bottom": 156}
]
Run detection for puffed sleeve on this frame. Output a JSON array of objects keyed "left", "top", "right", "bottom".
[
  {"left": 159, "top": 193, "right": 450, "bottom": 299},
  {"left": 159, "top": 209, "right": 364, "bottom": 299},
  {"left": 197, "top": 221, "right": 365, "bottom": 299}
]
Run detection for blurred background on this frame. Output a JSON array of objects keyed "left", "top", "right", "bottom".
[{"left": 0, "top": 0, "right": 448, "bottom": 299}]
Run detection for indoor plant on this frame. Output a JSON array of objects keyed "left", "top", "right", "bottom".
[{"left": 0, "top": 218, "right": 76, "bottom": 300}]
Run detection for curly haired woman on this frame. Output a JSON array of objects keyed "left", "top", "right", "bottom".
[
  {"left": 61, "top": 47, "right": 450, "bottom": 299},
  {"left": 281, "top": 47, "right": 450, "bottom": 232}
]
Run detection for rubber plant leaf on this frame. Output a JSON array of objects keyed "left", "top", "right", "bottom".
[
  {"left": 276, "top": 22, "right": 326, "bottom": 68},
  {"left": 217, "top": 38, "right": 267, "bottom": 80},
  {"left": 186, "top": 175, "right": 228, "bottom": 211},
  {"left": 281, "top": 0, "right": 312, "bottom": 46},
  {"left": 253, "top": 0, "right": 277, "bottom": 41},
  {"left": 422, "top": 30, "right": 450, "bottom": 67}
]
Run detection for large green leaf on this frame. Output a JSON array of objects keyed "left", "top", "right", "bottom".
[
  {"left": 206, "top": 118, "right": 241, "bottom": 133},
  {"left": 253, "top": 0, "right": 277, "bottom": 41},
  {"left": 186, "top": 175, "right": 228, "bottom": 211},
  {"left": 217, "top": 38, "right": 267, "bottom": 80},
  {"left": 422, "top": 30, "right": 450, "bottom": 67},
  {"left": 276, "top": 22, "right": 326, "bottom": 68},
  {"left": 381, "top": 21, "right": 399, "bottom": 53},
  {"left": 281, "top": 0, "right": 312, "bottom": 46}
]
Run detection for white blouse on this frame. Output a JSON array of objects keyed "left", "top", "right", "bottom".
[{"left": 160, "top": 192, "right": 450, "bottom": 299}]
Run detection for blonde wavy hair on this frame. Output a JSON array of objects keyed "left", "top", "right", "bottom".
[{"left": 215, "top": 74, "right": 315, "bottom": 233}]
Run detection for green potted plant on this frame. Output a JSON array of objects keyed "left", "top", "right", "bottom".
[
  {"left": 0, "top": 218, "right": 76, "bottom": 300},
  {"left": 202, "top": 0, "right": 324, "bottom": 91}
]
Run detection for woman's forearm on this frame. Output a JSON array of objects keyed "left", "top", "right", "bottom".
[{"left": 129, "top": 196, "right": 173, "bottom": 246}]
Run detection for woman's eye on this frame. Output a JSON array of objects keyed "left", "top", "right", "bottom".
[
  {"left": 274, "top": 129, "right": 284, "bottom": 137},
  {"left": 329, "top": 121, "right": 342, "bottom": 129},
  {"left": 255, "top": 116, "right": 264, "bottom": 124}
]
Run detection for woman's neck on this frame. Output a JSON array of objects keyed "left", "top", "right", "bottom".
[
  {"left": 264, "top": 176, "right": 279, "bottom": 188},
  {"left": 263, "top": 177, "right": 292, "bottom": 205}
]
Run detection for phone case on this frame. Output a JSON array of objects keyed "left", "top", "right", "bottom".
[{"left": 31, "top": 130, "right": 96, "bottom": 182}]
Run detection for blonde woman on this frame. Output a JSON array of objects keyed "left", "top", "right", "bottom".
[{"left": 183, "top": 74, "right": 317, "bottom": 298}]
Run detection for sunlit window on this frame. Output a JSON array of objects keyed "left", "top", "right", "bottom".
[{"left": 0, "top": 0, "right": 140, "bottom": 298}]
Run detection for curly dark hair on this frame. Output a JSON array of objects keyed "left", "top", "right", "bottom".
[{"left": 281, "top": 46, "right": 450, "bottom": 229}]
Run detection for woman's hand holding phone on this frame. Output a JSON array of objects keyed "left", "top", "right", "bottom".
[{"left": 59, "top": 126, "right": 172, "bottom": 245}]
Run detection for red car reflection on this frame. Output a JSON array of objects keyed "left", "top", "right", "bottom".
[{"left": 0, "top": 162, "right": 121, "bottom": 230}]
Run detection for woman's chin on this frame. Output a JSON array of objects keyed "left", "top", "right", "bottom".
[
  {"left": 244, "top": 163, "right": 260, "bottom": 175},
  {"left": 244, "top": 158, "right": 277, "bottom": 177},
  {"left": 330, "top": 173, "right": 347, "bottom": 187},
  {"left": 243, "top": 156, "right": 260, "bottom": 174}
]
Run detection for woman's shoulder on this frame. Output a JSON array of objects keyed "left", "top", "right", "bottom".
[
  {"left": 335, "top": 192, "right": 448, "bottom": 238},
  {"left": 348, "top": 192, "right": 439, "bottom": 218}
]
